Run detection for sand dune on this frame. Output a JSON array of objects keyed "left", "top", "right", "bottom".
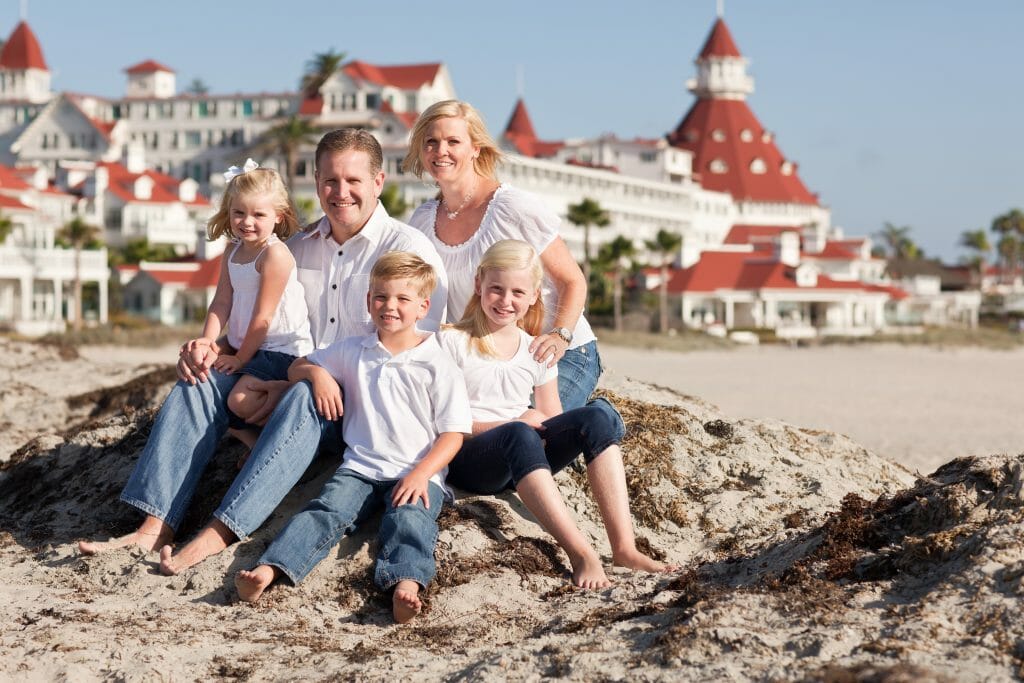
[{"left": 0, "top": 339, "right": 1022, "bottom": 681}]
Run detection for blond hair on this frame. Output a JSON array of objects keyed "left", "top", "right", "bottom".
[
  {"left": 403, "top": 100, "right": 502, "bottom": 181},
  {"left": 453, "top": 239, "right": 545, "bottom": 357},
  {"left": 207, "top": 167, "right": 299, "bottom": 242},
  {"left": 370, "top": 251, "right": 437, "bottom": 300}
]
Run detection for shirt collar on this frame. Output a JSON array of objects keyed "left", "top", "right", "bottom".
[{"left": 362, "top": 330, "right": 438, "bottom": 361}]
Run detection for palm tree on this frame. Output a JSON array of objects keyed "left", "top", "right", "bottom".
[
  {"left": 566, "top": 197, "right": 610, "bottom": 284},
  {"left": 294, "top": 197, "right": 320, "bottom": 227},
  {"left": 379, "top": 183, "right": 407, "bottom": 218},
  {"left": 645, "top": 228, "right": 683, "bottom": 333},
  {"left": 186, "top": 78, "right": 209, "bottom": 95},
  {"left": 876, "top": 222, "right": 921, "bottom": 260},
  {"left": 0, "top": 212, "right": 12, "bottom": 244},
  {"left": 597, "top": 235, "right": 635, "bottom": 333},
  {"left": 958, "top": 229, "right": 991, "bottom": 286},
  {"left": 990, "top": 208, "right": 1024, "bottom": 280},
  {"left": 255, "top": 115, "right": 318, "bottom": 189},
  {"left": 301, "top": 49, "right": 346, "bottom": 98},
  {"left": 57, "top": 215, "right": 102, "bottom": 331}
]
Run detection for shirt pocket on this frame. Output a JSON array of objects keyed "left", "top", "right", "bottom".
[{"left": 343, "top": 273, "right": 372, "bottom": 327}]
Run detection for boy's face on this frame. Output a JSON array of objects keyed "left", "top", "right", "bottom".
[{"left": 367, "top": 277, "right": 430, "bottom": 335}]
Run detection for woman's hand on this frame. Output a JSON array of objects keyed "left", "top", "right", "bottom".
[
  {"left": 392, "top": 472, "right": 431, "bottom": 508},
  {"left": 178, "top": 337, "right": 220, "bottom": 384},
  {"left": 529, "top": 332, "right": 569, "bottom": 368},
  {"left": 517, "top": 409, "right": 548, "bottom": 429}
]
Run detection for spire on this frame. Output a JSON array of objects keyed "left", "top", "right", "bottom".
[
  {"left": 689, "top": 17, "right": 751, "bottom": 100},
  {"left": 504, "top": 98, "right": 537, "bottom": 141},
  {"left": 0, "top": 21, "right": 48, "bottom": 70}
]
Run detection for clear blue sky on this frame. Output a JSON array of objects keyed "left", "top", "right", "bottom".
[{"left": 5, "top": 1, "right": 1022, "bottom": 261}]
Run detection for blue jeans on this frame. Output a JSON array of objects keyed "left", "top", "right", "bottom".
[
  {"left": 215, "top": 381, "right": 340, "bottom": 539},
  {"left": 446, "top": 401, "right": 626, "bottom": 494},
  {"left": 259, "top": 469, "right": 444, "bottom": 590},
  {"left": 121, "top": 370, "right": 239, "bottom": 529},
  {"left": 121, "top": 377, "right": 338, "bottom": 537},
  {"left": 558, "top": 340, "right": 602, "bottom": 410}
]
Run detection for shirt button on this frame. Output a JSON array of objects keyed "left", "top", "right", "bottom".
[
  {"left": 337, "top": 250, "right": 343, "bottom": 256},
  {"left": 330, "top": 317, "right": 336, "bottom": 323},
  {"left": 332, "top": 284, "right": 337, "bottom": 290}
]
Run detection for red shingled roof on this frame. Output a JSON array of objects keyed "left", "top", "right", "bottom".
[
  {"left": 342, "top": 61, "right": 441, "bottom": 89},
  {"left": 135, "top": 254, "right": 222, "bottom": 288},
  {"left": 298, "top": 95, "right": 323, "bottom": 115},
  {"left": 0, "top": 163, "right": 32, "bottom": 190},
  {"left": 97, "top": 161, "right": 210, "bottom": 206},
  {"left": 124, "top": 59, "right": 175, "bottom": 74},
  {"left": 668, "top": 98, "right": 817, "bottom": 205},
  {"left": 0, "top": 21, "right": 47, "bottom": 70},
  {"left": 699, "top": 18, "right": 742, "bottom": 59},
  {"left": 0, "top": 194, "right": 32, "bottom": 210},
  {"left": 661, "top": 250, "right": 900, "bottom": 297},
  {"left": 724, "top": 224, "right": 796, "bottom": 245},
  {"left": 501, "top": 98, "right": 564, "bottom": 158}
]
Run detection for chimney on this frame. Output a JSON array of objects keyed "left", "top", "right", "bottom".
[
  {"left": 775, "top": 231, "right": 800, "bottom": 267},
  {"left": 680, "top": 238, "right": 701, "bottom": 268},
  {"left": 124, "top": 141, "right": 146, "bottom": 173},
  {"left": 134, "top": 175, "right": 154, "bottom": 200}
]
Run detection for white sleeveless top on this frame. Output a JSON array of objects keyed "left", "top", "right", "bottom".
[
  {"left": 226, "top": 236, "right": 314, "bottom": 357},
  {"left": 408, "top": 184, "right": 596, "bottom": 350}
]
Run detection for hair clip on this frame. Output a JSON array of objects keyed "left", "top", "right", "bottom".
[{"left": 223, "top": 158, "right": 259, "bottom": 183}]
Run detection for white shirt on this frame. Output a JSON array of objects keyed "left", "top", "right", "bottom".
[
  {"left": 307, "top": 332, "right": 472, "bottom": 498},
  {"left": 225, "top": 239, "right": 314, "bottom": 357},
  {"left": 408, "top": 184, "right": 595, "bottom": 349},
  {"left": 438, "top": 327, "right": 558, "bottom": 423},
  {"left": 288, "top": 202, "right": 449, "bottom": 349}
]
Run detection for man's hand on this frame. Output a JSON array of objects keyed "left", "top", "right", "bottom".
[
  {"left": 244, "top": 379, "right": 291, "bottom": 425},
  {"left": 391, "top": 472, "right": 431, "bottom": 508},
  {"left": 177, "top": 338, "right": 220, "bottom": 384},
  {"left": 517, "top": 408, "right": 548, "bottom": 429}
]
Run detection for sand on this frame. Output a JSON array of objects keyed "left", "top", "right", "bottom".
[
  {"left": 1, "top": 338, "right": 1023, "bottom": 681},
  {"left": 600, "top": 343, "right": 1024, "bottom": 474}
]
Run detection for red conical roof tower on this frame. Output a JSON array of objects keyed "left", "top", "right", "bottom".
[
  {"left": 501, "top": 98, "right": 563, "bottom": 158},
  {"left": 0, "top": 21, "right": 48, "bottom": 70},
  {"left": 668, "top": 17, "right": 816, "bottom": 205}
]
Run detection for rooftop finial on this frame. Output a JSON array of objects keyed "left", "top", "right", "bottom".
[
  {"left": 20, "top": 0, "right": 27, "bottom": 20},
  {"left": 716, "top": 0, "right": 724, "bottom": 18},
  {"left": 516, "top": 65, "right": 525, "bottom": 99}
]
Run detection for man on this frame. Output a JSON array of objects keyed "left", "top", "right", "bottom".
[{"left": 80, "top": 130, "right": 447, "bottom": 570}]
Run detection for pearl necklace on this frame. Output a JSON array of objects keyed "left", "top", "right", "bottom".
[{"left": 442, "top": 181, "right": 477, "bottom": 220}]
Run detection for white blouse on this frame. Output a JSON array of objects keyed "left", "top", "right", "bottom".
[
  {"left": 438, "top": 327, "right": 558, "bottom": 423},
  {"left": 408, "top": 184, "right": 595, "bottom": 350}
]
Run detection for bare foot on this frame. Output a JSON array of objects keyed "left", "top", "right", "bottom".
[
  {"left": 235, "top": 565, "right": 279, "bottom": 603},
  {"left": 568, "top": 549, "right": 612, "bottom": 589},
  {"left": 392, "top": 580, "right": 422, "bottom": 623},
  {"left": 158, "top": 521, "right": 235, "bottom": 576},
  {"left": 612, "top": 547, "right": 679, "bottom": 573},
  {"left": 78, "top": 517, "right": 173, "bottom": 556}
]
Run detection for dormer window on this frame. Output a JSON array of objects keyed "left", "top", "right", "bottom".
[
  {"left": 750, "top": 158, "right": 767, "bottom": 174},
  {"left": 780, "top": 160, "right": 794, "bottom": 176},
  {"left": 761, "top": 131, "right": 773, "bottom": 143},
  {"left": 740, "top": 129, "right": 753, "bottom": 142},
  {"left": 711, "top": 129, "right": 726, "bottom": 142},
  {"left": 709, "top": 158, "right": 728, "bottom": 174}
]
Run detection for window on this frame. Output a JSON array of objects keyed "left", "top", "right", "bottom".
[
  {"left": 639, "top": 151, "right": 657, "bottom": 163},
  {"left": 711, "top": 129, "right": 725, "bottom": 142},
  {"left": 198, "top": 101, "right": 209, "bottom": 117},
  {"left": 366, "top": 93, "right": 379, "bottom": 109},
  {"left": 112, "top": 104, "right": 122, "bottom": 119},
  {"left": 185, "top": 131, "right": 202, "bottom": 148},
  {"left": 709, "top": 158, "right": 727, "bottom": 174},
  {"left": 750, "top": 158, "right": 767, "bottom": 174},
  {"left": 780, "top": 160, "right": 793, "bottom": 176},
  {"left": 295, "top": 160, "right": 307, "bottom": 178},
  {"left": 241, "top": 100, "right": 253, "bottom": 116},
  {"left": 740, "top": 129, "right": 753, "bottom": 142}
]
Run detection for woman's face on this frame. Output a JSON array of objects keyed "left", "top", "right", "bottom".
[{"left": 421, "top": 116, "right": 480, "bottom": 185}]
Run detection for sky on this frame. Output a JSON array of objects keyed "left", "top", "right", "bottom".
[{"left": 3, "top": 0, "right": 1022, "bottom": 261}]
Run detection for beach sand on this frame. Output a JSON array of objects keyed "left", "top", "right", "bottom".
[
  {"left": 601, "top": 343, "right": 1024, "bottom": 474},
  {"left": 2, "top": 338, "right": 1023, "bottom": 681}
]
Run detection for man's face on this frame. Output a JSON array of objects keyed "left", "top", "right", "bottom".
[{"left": 315, "top": 149, "right": 385, "bottom": 234}]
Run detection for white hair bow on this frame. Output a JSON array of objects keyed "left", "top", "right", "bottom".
[{"left": 223, "top": 158, "right": 259, "bottom": 183}]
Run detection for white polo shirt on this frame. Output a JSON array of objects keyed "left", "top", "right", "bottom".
[
  {"left": 307, "top": 332, "right": 472, "bottom": 498},
  {"left": 288, "top": 202, "right": 449, "bottom": 348},
  {"left": 438, "top": 327, "right": 558, "bottom": 423}
]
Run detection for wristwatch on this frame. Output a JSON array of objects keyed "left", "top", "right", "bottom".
[{"left": 550, "top": 327, "right": 573, "bottom": 344}]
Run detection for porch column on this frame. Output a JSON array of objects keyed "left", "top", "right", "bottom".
[
  {"left": 98, "top": 277, "right": 109, "bottom": 324},
  {"left": 52, "top": 278, "right": 62, "bottom": 321},
  {"left": 19, "top": 276, "right": 31, "bottom": 320},
  {"left": 724, "top": 300, "right": 735, "bottom": 329}
]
